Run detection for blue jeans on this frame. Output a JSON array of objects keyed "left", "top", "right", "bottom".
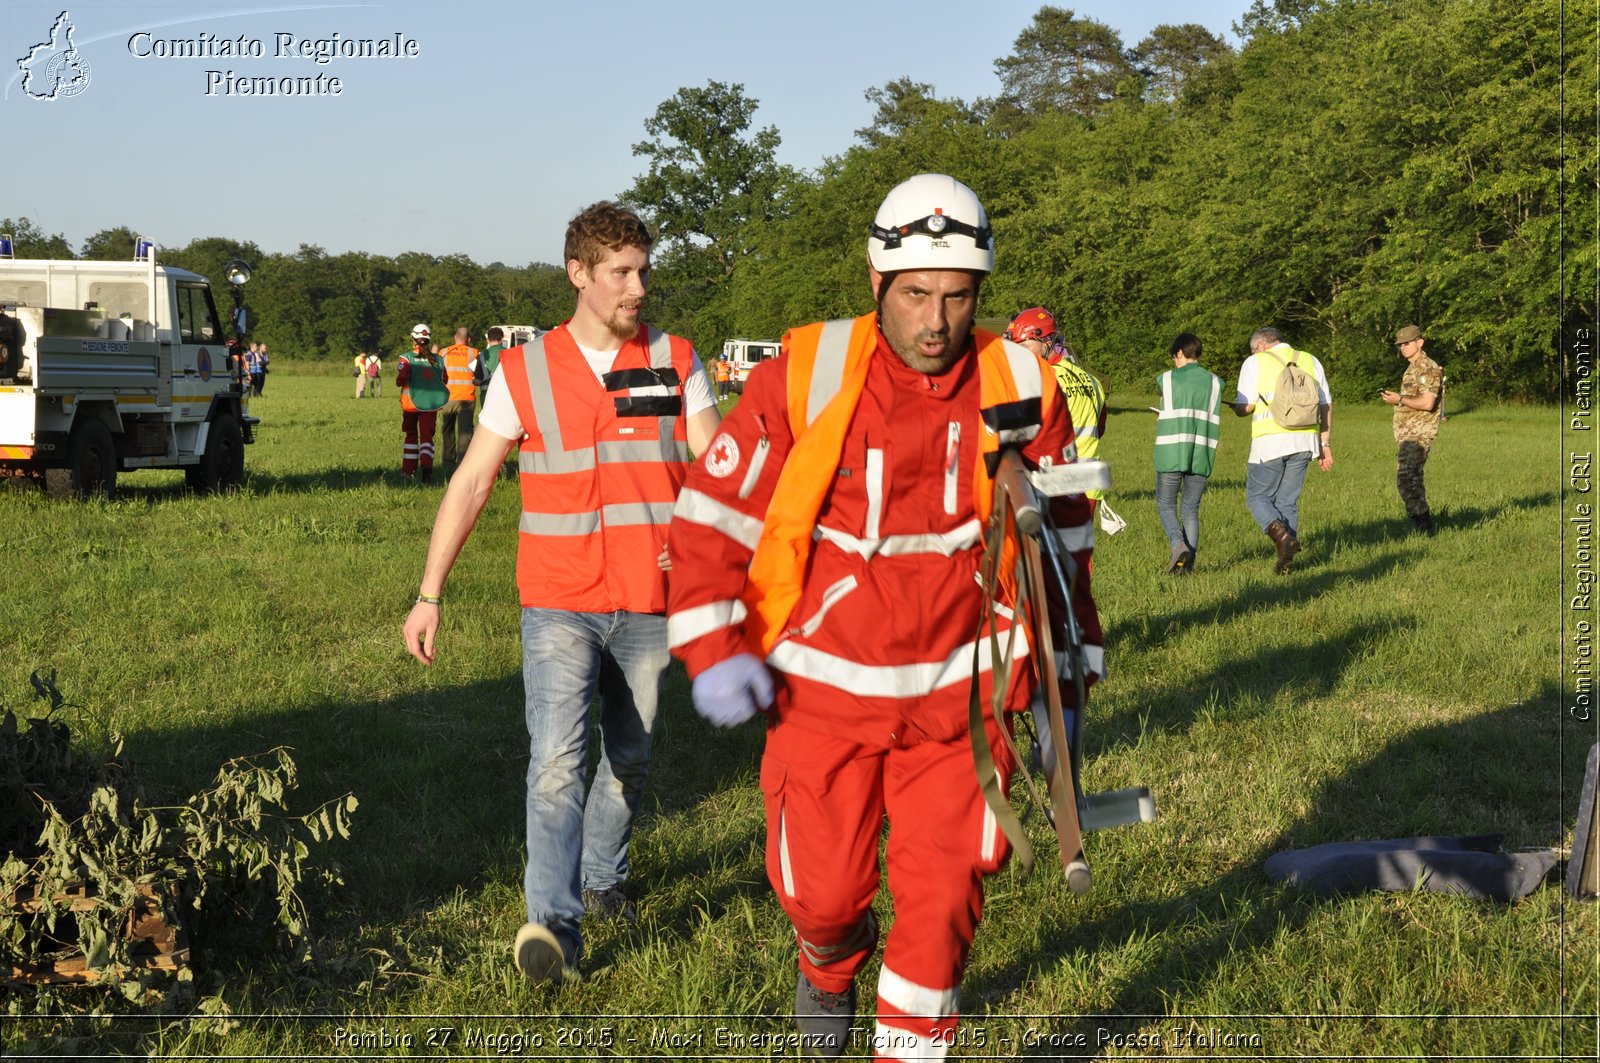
[
  {"left": 1246, "top": 452, "right": 1313, "bottom": 535},
  {"left": 1154, "top": 471, "right": 1209, "bottom": 553},
  {"left": 520, "top": 608, "right": 669, "bottom": 958}
]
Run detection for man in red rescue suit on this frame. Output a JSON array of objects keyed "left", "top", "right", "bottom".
[
  {"left": 402, "top": 201, "right": 721, "bottom": 983},
  {"left": 666, "top": 174, "right": 1104, "bottom": 1060}
]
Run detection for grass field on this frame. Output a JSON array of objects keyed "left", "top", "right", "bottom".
[{"left": 1, "top": 371, "right": 1591, "bottom": 1060}]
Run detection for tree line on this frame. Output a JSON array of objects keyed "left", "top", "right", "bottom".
[{"left": 5, "top": 0, "right": 1587, "bottom": 400}]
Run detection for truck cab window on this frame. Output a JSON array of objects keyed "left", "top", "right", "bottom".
[{"left": 176, "top": 284, "right": 222, "bottom": 344}]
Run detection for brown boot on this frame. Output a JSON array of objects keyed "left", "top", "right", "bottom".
[{"left": 1265, "top": 519, "right": 1300, "bottom": 574}]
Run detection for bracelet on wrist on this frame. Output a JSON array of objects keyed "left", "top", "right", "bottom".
[{"left": 415, "top": 593, "right": 443, "bottom": 607}]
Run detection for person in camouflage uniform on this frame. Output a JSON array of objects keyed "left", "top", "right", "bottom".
[{"left": 1379, "top": 324, "right": 1444, "bottom": 535}]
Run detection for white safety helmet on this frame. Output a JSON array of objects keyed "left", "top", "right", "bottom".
[
  {"left": 410, "top": 323, "right": 431, "bottom": 340},
  {"left": 867, "top": 173, "right": 993, "bottom": 275}
]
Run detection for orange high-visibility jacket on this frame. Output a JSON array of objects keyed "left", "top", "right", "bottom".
[
  {"left": 499, "top": 323, "right": 695, "bottom": 613},
  {"left": 441, "top": 343, "right": 479, "bottom": 402},
  {"left": 666, "top": 313, "right": 1104, "bottom": 746}
]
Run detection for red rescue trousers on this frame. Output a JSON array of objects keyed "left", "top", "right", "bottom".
[
  {"left": 401, "top": 410, "right": 437, "bottom": 475},
  {"left": 760, "top": 710, "right": 1017, "bottom": 1059}
]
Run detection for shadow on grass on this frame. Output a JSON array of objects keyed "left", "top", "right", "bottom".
[
  {"left": 115, "top": 656, "right": 771, "bottom": 992},
  {"left": 1091, "top": 613, "right": 1411, "bottom": 758},
  {"left": 971, "top": 681, "right": 1576, "bottom": 1057},
  {"left": 1316, "top": 491, "right": 1557, "bottom": 551}
]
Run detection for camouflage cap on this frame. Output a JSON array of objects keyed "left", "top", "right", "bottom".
[{"left": 1394, "top": 324, "right": 1424, "bottom": 345}]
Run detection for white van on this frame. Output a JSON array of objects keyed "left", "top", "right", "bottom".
[{"left": 722, "top": 338, "right": 780, "bottom": 394}]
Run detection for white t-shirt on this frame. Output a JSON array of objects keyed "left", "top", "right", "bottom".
[
  {"left": 478, "top": 337, "right": 714, "bottom": 442},
  {"left": 1234, "top": 344, "right": 1331, "bottom": 463}
]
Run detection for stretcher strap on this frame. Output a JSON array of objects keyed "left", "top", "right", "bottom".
[{"left": 968, "top": 450, "right": 1089, "bottom": 886}]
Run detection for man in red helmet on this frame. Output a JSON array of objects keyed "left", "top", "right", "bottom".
[
  {"left": 666, "top": 175, "right": 1103, "bottom": 1059},
  {"left": 1005, "top": 307, "right": 1108, "bottom": 513}
]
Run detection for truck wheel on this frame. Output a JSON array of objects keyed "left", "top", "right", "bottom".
[
  {"left": 186, "top": 412, "right": 245, "bottom": 493},
  {"left": 44, "top": 420, "right": 119, "bottom": 501}
]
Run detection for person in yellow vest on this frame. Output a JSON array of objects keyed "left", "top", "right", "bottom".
[
  {"left": 1005, "top": 307, "right": 1108, "bottom": 514},
  {"left": 401, "top": 201, "right": 721, "bottom": 984},
  {"left": 354, "top": 351, "right": 369, "bottom": 399},
  {"left": 664, "top": 174, "right": 1104, "bottom": 1058},
  {"left": 1230, "top": 326, "right": 1333, "bottom": 573},
  {"left": 437, "top": 327, "right": 479, "bottom": 474}
]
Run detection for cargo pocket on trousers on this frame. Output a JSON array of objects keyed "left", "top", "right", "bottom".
[{"left": 759, "top": 757, "right": 797, "bottom": 902}]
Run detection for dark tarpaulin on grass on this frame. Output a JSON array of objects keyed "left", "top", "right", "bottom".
[{"left": 1263, "top": 835, "right": 1558, "bottom": 902}]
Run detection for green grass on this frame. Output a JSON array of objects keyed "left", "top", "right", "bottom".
[{"left": 0, "top": 374, "right": 1589, "bottom": 1059}]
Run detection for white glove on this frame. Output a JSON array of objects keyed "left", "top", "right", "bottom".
[{"left": 692, "top": 653, "right": 775, "bottom": 728}]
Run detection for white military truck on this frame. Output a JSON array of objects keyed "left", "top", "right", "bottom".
[
  {"left": 0, "top": 251, "right": 258, "bottom": 499},
  {"left": 722, "top": 337, "right": 780, "bottom": 395}
]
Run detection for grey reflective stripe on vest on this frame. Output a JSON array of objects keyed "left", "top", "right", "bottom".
[
  {"left": 601, "top": 501, "right": 677, "bottom": 526},
  {"left": 647, "top": 326, "right": 690, "bottom": 461},
  {"left": 519, "top": 502, "right": 675, "bottom": 535},
  {"left": 1000, "top": 338, "right": 1044, "bottom": 402},
  {"left": 519, "top": 510, "right": 601, "bottom": 536},
  {"left": 995, "top": 338, "right": 1046, "bottom": 445},
  {"left": 597, "top": 439, "right": 685, "bottom": 464},
  {"left": 804, "top": 319, "right": 855, "bottom": 428},
  {"left": 517, "top": 335, "right": 596, "bottom": 474}
]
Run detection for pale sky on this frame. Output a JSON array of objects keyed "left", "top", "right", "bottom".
[{"left": 3, "top": 0, "right": 1247, "bottom": 267}]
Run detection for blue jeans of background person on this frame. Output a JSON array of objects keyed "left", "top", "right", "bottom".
[
  {"left": 1155, "top": 472, "right": 1209, "bottom": 554},
  {"left": 1246, "top": 451, "right": 1313, "bottom": 535},
  {"left": 520, "top": 607, "right": 669, "bottom": 960}
]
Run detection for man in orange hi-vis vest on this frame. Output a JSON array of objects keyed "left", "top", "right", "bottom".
[
  {"left": 665, "top": 174, "right": 1103, "bottom": 1059},
  {"left": 437, "top": 326, "right": 479, "bottom": 473},
  {"left": 402, "top": 201, "right": 721, "bottom": 985}
]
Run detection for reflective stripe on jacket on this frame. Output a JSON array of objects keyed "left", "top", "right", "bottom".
[
  {"left": 499, "top": 323, "right": 693, "bottom": 613},
  {"left": 667, "top": 313, "right": 1104, "bottom": 747},
  {"left": 1154, "top": 363, "right": 1223, "bottom": 476},
  {"left": 442, "top": 343, "right": 479, "bottom": 402}
]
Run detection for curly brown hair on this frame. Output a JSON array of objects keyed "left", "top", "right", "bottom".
[{"left": 564, "top": 202, "right": 653, "bottom": 278}]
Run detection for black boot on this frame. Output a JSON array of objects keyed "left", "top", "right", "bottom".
[
  {"left": 1265, "top": 519, "right": 1300, "bottom": 574},
  {"left": 795, "top": 973, "right": 854, "bottom": 1058},
  {"left": 1410, "top": 513, "right": 1437, "bottom": 537}
]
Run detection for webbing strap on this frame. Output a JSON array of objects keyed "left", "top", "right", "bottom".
[{"left": 968, "top": 449, "right": 1089, "bottom": 887}]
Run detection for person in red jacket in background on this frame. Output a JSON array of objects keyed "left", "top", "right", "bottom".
[{"left": 666, "top": 174, "right": 1104, "bottom": 1060}]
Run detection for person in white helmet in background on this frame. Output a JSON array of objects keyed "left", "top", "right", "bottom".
[
  {"left": 396, "top": 323, "right": 448, "bottom": 481},
  {"left": 666, "top": 174, "right": 1104, "bottom": 1060}
]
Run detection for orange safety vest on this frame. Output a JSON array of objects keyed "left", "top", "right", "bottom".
[
  {"left": 741, "top": 313, "right": 1055, "bottom": 655},
  {"left": 499, "top": 323, "right": 694, "bottom": 613},
  {"left": 715, "top": 359, "right": 731, "bottom": 382},
  {"left": 442, "top": 343, "right": 479, "bottom": 402}
]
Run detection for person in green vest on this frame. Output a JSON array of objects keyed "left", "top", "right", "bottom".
[
  {"left": 397, "top": 323, "right": 449, "bottom": 482},
  {"left": 474, "top": 326, "right": 506, "bottom": 413},
  {"left": 1154, "top": 333, "right": 1223, "bottom": 574},
  {"left": 474, "top": 327, "right": 514, "bottom": 481}
]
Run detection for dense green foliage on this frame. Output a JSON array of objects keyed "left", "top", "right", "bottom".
[
  {"left": 663, "top": 0, "right": 1584, "bottom": 402},
  {"left": 1, "top": 0, "right": 1583, "bottom": 395}
]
